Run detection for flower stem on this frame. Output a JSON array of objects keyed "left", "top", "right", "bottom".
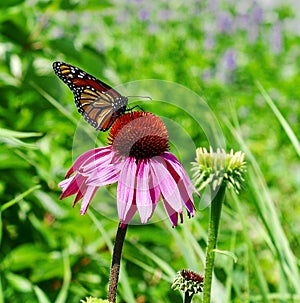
[
  {"left": 203, "top": 184, "right": 226, "bottom": 303},
  {"left": 108, "top": 223, "right": 128, "bottom": 303},
  {"left": 184, "top": 292, "right": 194, "bottom": 303}
]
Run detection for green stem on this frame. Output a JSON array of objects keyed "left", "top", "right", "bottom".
[
  {"left": 108, "top": 223, "right": 128, "bottom": 303},
  {"left": 184, "top": 292, "right": 194, "bottom": 303},
  {"left": 203, "top": 184, "right": 226, "bottom": 303}
]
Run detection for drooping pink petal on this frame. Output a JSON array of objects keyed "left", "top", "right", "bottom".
[
  {"left": 65, "top": 147, "right": 111, "bottom": 177},
  {"left": 162, "top": 152, "right": 181, "bottom": 165},
  {"left": 177, "top": 180, "right": 195, "bottom": 216},
  {"left": 111, "top": 156, "right": 125, "bottom": 176},
  {"left": 80, "top": 186, "right": 98, "bottom": 215},
  {"left": 164, "top": 152, "right": 197, "bottom": 194},
  {"left": 87, "top": 163, "right": 119, "bottom": 186},
  {"left": 58, "top": 176, "right": 74, "bottom": 190},
  {"left": 149, "top": 172, "right": 160, "bottom": 205},
  {"left": 161, "top": 196, "right": 179, "bottom": 227},
  {"left": 120, "top": 200, "right": 138, "bottom": 226},
  {"left": 162, "top": 153, "right": 181, "bottom": 183},
  {"left": 135, "top": 160, "right": 155, "bottom": 223},
  {"left": 72, "top": 181, "right": 88, "bottom": 207},
  {"left": 150, "top": 156, "right": 182, "bottom": 211},
  {"left": 59, "top": 174, "right": 86, "bottom": 199},
  {"left": 82, "top": 147, "right": 116, "bottom": 175},
  {"left": 162, "top": 152, "right": 197, "bottom": 215},
  {"left": 73, "top": 190, "right": 84, "bottom": 206},
  {"left": 117, "top": 157, "right": 137, "bottom": 221},
  {"left": 178, "top": 174, "right": 196, "bottom": 215}
]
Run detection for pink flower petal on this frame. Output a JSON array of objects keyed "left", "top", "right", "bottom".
[
  {"left": 87, "top": 164, "right": 119, "bottom": 186},
  {"left": 162, "top": 152, "right": 181, "bottom": 165},
  {"left": 164, "top": 152, "right": 198, "bottom": 196},
  {"left": 117, "top": 157, "right": 137, "bottom": 221},
  {"left": 120, "top": 202, "right": 137, "bottom": 226},
  {"left": 65, "top": 147, "right": 111, "bottom": 177},
  {"left": 82, "top": 147, "right": 115, "bottom": 175},
  {"left": 80, "top": 186, "right": 97, "bottom": 215},
  {"left": 59, "top": 174, "right": 85, "bottom": 199},
  {"left": 161, "top": 196, "right": 179, "bottom": 227},
  {"left": 58, "top": 176, "right": 74, "bottom": 190},
  {"left": 73, "top": 182, "right": 88, "bottom": 207},
  {"left": 74, "top": 190, "right": 84, "bottom": 205},
  {"left": 135, "top": 160, "right": 155, "bottom": 223},
  {"left": 150, "top": 157, "right": 182, "bottom": 211},
  {"left": 162, "top": 153, "right": 196, "bottom": 215},
  {"left": 148, "top": 166, "right": 160, "bottom": 205}
]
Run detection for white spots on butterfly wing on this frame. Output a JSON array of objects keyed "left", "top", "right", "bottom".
[
  {"left": 112, "top": 96, "right": 128, "bottom": 111},
  {"left": 78, "top": 72, "right": 85, "bottom": 79}
]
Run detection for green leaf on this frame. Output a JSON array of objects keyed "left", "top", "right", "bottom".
[
  {"left": 0, "top": 0, "right": 24, "bottom": 8},
  {"left": 0, "top": 128, "right": 42, "bottom": 139},
  {"left": 2, "top": 244, "right": 48, "bottom": 271},
  {"left": 0, "top": 20, "right": 29, "bottom": 46},
  {"left": 0, "top": 128, "right": 42, "bottom": 149},
  {"left": 257, "top": 82, "right": 300, "bottom": 157},
  {"left": 34, "top": 190, "right": 67, "bottom": 218},
  {"left": 213, "top": 249, "right": 238, "bottom": 263},
  {"left": 33, "top": 286, "right": 52, "bottom": 303},
  {"left": 31, "top": 252, "right": 65, "bottom": 283},
  {"left": 1, "top": 185, "right": 41, "bottom": 212},
  {"left": 0, "top": 210, "right": 2, "bottom": 245},
  {"left": 0, "top": 149, "right": 30, "bottom": 169},
  {"left": 6, "top": 272, "right": 32, "bottom": 292},
  {"left": 54, "top": 251, "right": 71, "bottom": 303}
]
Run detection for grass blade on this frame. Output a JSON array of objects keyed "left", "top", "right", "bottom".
[
  {"left": 1, "top": 185, "right": 41, "bottom": 212},
  {"left": 256, "top": 82, "right": 300, "bottom": 156}
]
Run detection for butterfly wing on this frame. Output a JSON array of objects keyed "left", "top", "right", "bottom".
[{"left": 52, "top": 61, "right": 128, "bottom": 131}]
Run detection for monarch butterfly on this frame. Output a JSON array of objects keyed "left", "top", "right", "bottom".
[{"left": 52, "top": 61, "right": 128, "bottom": 131}]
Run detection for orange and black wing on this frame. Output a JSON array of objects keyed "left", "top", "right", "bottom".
[{"left": 52, "top": 61, "right": 128, "bottom": 131}]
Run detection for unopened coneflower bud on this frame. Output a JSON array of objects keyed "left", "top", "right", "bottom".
[
  {"left": 172, "top": 269, "right": 204, "bottom": 296},
  {"left": 191, "top": 147, "right": 246, "bottom": 193}
]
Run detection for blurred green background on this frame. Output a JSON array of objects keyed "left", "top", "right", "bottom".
[{"left": 1, "top": 0, "right": 299, "bottom": 302}]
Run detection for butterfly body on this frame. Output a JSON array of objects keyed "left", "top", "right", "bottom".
[{"left": 53, "top": 61, "right": 128, "bottom": 131}]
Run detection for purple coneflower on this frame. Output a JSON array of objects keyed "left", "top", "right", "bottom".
[{"left": 59, "top": 111, "right": 197, "bottom": 227}]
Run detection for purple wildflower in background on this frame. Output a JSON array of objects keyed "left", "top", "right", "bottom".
[
  {"left": 204, "top": 34, "right": 215, "bottom": 50},
  {"left": 223, "top": 48, "right": 237, "bottom": 71},
  {"left": 201, "top": 69, "right": 213, "bottom": 83},
  {"left": 138, "top": 9, "right": 150, "bottom": 21},
  {"left": 236, "top": 14, "right": 250, "bottom": 30},
  {"left": 208, "top": 0, "right": 219, "bottom": 12},
  {"left": 246, "top": 2, "right": 264, "bottom": 43},
  {"left": 158, "top": 9, "right": 171, "bottom": 21},
  {"left": 271, "top": 22, "right": 283, "bottom": 53},
  {"left": 218, "top": 12, "right": 233, "bottom": 33},
  {"left": 252, "top": 4, "right": 264, "bottom": 24}
]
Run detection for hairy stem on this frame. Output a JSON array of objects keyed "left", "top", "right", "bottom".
[
  {"left": 184, "top": 292, "right": 193, "bottom": 303},
  {"left": 108, "top": 223, "right": 128, "bottom": 303},
  {"left": 203, "top": 184, "right": 226, "bottom": 303}
]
